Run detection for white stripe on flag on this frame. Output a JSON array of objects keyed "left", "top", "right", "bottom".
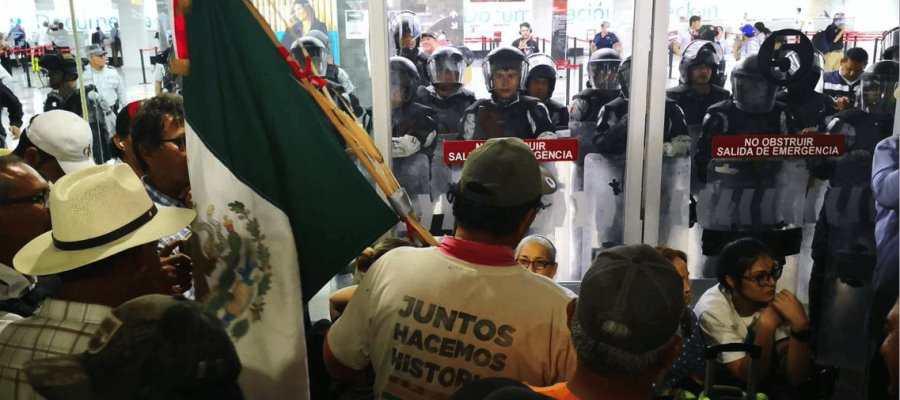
[{"left": 186, "top": 123, "right": 310, "bottom": 400}]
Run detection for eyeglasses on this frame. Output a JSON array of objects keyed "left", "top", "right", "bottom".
[
  {"left": 517, "top": 258, "right": 554, "bottom": 272},
  {"left": 742, "top": 264, "right": 783, "bottom": 286},
  {"left": 0, "top": 190, "right": 49, "bottom": 207},
  {"left": 160, "top": 136, "right": 186, "bottom": 152}
]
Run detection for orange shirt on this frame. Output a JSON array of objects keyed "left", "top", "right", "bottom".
[{"left": 530, "top": 382, "right": 580, "bottom": 400}]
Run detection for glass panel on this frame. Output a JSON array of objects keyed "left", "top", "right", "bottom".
[
  {"left": 384, "top": 0, "right": 640, "bottom": 281},
  {"left": 655, "top": 1, "right": 899, "bottom": 397}
]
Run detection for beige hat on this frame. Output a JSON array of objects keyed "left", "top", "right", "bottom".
[
  {"left": 26, "top": 110, "right": 96, "bottom": 174},
  {"left": 13, "top": 164, "right": 196, "bottom": 275}
]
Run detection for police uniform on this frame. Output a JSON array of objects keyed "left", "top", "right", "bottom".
[
  {"left": 543, "top": 98, "right": 569, "bottom": 129},
  {"left": 667, "top": 84, "right": 730, "bottom": 126},
  {"left": 570, "top": 88, "right": 619, "bottom": 123},
  {"left": 459, "top": 94, "right": 555, "bottom": 140},
  {"left": 571, "top": 49, "right": 622, "bottom": 122},
  {"left": 416, "top": 85, "right": 475, "bottom": 136}
]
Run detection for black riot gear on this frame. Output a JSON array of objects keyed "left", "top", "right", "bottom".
[
  {"left": 389, "top": 11, "right": 429, "bottom": 85},
  {"left": 777, "top": 52, "right": 837, "bottom": 131},
  {"left": 460, "top": 50, "right": 555, "bottom": 140},
  {"left": 668, "top": 47, "right": 730, "bottom": 125},
  {"left": 482, "top": 46, "right": 529, "bottom": 93},
  {"left": 570, "top": 49, "right": 622, "bottom": 122},
  {"left": 881, "top": 27, "right": 899, "bottom": 61},
  {"left": 290, "top": 37, "right": 328, "bottom": 77},
  {"left": 731, "top": 55, "right": 779, "bottom": 114},
  {"left": 616, "top": 56, "right": 631, "bottom": 99},
  {"left": 587, "top": 48, "right": 621, "bottom": 91},
  {"left": 390, "top": 56, "right": 420, "bottom": 105},
  {"left": 856, "top": 61, "right": 899, "bottom": 121},
  {"left": 525, "top": 53, "right": 568, "bottom": 128},
  {"left": 417, "top": 47, "right": 476, "bottom": 136}
]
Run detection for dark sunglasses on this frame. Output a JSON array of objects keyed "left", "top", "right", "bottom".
[{"left": 0, "top": 190, "right": 49, "bottom": 207}]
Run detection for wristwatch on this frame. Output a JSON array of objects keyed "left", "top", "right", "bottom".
[{"left": 790, "top": 328, "right": 811, "bottom": 342}]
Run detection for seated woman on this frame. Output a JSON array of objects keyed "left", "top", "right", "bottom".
[
  {"left": 656, "top": 246, "right": 705, "bottom": 396},
  {"left": 694, "top": 238, "right": 811, "bottom": 396}
]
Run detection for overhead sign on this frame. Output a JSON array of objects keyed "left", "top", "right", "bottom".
[
  {"left": 443, "top": 138, "right": 579, "bottom": 164},
  {"left": 712, "top": 134, "right": 845, "bottom": 158}
]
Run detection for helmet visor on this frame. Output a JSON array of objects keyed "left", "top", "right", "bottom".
[
  {"left": 858, "top": 76, "right": 899, "bottom": 119},
  {"left": 482, "top": 59, "right": 528, "bottom": 91},
  {"left": 588, "top": 60, "right": 620, "bottom": 90},
  {"left": 732, "top": 72, "right": 777, "bottom": 113},
  {"left": 428, "top": 55, "right": 465, "bottom": 85},
  {"left": 290, "top": 45, "right": 327, "bottom": 77}
]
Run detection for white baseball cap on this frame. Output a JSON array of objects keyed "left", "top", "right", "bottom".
[{"left": 26, "top": 110, "right": 96, "bottom": 174}]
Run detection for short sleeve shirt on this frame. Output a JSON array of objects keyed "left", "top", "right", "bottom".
[
  {"left": 694, "top": 284, "right": 790, "bottom": 364},
  {"left": 592, "top": 32, "right": 620, "bottom": 50},
  {"left": 327, "top": 239, "right": 577, "bottom": 399}
]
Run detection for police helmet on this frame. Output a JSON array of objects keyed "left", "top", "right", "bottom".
[
  {"left": 730, "top": 55, "right": 779, "bottom": 113},
  {"left": 38, "top": 52, "right": 78, "bottom": 78},
  {"left": 882, "top": 27, "right": 899, "bottom": 61},
  {"left": 856, "top": 61, "right": 899, "bottom": 120},
  {"left": 427, "top": 47, "right": 466, "bottom": 87},
  {"left": 617, "top": 56, "right": 632, "bottom": 99},
  {"left": 389, "top": 11, "right": 422, "bottom": 55},
  {"left": 290, "top": 37, "right": 327, "bottom": 77},
  {"left": 482, "top": 46, "right": 528, "bottom": 92},
  {"left": 783, "top": 50, "right": 825, "bottom": 96},
  {"left": 305, "top": 30, "right": 331, "bottom": 53},
  {"left": 390, "top": 56, "right": 420, "bottom": 104},
  {"left": 525, "top": 53, "right": 557, "bottom": 94},
  {"left": 695, "top": 25, "right": 720, "bottom": 41},
  {"left": 587, "top": 48, "right": 621, "bottom": 91}
]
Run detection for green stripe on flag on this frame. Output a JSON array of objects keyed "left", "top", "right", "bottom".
[{"left": 182, "top": 0, "right": 396, "bottom": 301}]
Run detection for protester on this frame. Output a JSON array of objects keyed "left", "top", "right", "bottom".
[
  {"left": 130, "top": 94, "right": 192, "bottom": 251},
  {"left": 12, "top": 110, "right": 97, "bottom": 183},
  {"left": 112, "top": 100, "right": 144, "bottom": 176},
  {"left": 325, "top": 137, "right": 574, "bottom": 399},
  {"left": 531, "top": 244, "right": 685, "bottom": 400},
  {"left": 823, "top": 47, "right": 868, "bottom": 110},
  {"left": 0, "top": 156, "right": 56, "bottom": 317},
  {"left": 24, "top": 294, "right": 243, "bottom": 400},
  {"left": 515, "top": 234, "right": 559, "bottom": 279},
  {"left": 329, "top": 237, "right": 414, "bottom": 321},
  {"left": 0, "top": 164, "right": 196, "bottom": 399},
  {"left": 656, "top": 246, "right": 705, "bottom": 395},
  {"left": 591, "top": 21, "right": 622, "bottom": 53},
  {"left": 694, "top": 238, "right": 811, "bottom": 394}
]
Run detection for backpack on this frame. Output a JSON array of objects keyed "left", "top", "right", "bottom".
[{"left": 812, "top": 30, "right": 830, "bottom": 53}]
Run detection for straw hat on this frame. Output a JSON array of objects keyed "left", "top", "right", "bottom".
[{"left": 13, "top": 164, "right": 196, "bottom": 275}]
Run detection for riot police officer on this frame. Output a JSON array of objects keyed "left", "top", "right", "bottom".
[
  {"left": 694, "top": 55, "right": 800, "bottom": 275},
  {"left": 305, "top": 30, "right": 356, "bottom": 95},
  {"left": 459, "top": 46, "right": 555, "bottom": 140},
  {"left": 390, "top": 56, "right": 437, "bottom": 158},
  {"left": 807, "top": 61, "right": 897, "bottom": 396},
  {"left": 666, "top": 44, "right": 730, "bottom": 126},
  {"left": 389, "top": 11, "right": 429, "bottom": 86},
  {"left": 416, "top": 46, "right": 475, "bottom": 137},
  {"left": 881, "top": 27, "right": 898, "bottom": 61},
  {"left": 290, "top": 37, "right": 364, "bottom": 119},
  {"left": 525, "top": 53, "right": 568, "bottom": 129},
  {"left": 390, "top": 56, "right": 437, "bottom": 196},
  {"left": 594, "top": 56, "right": 688, "bottom": 155},
  {"left": 570, "top": 49, "right": 621, "bottom": 122},
  {"left": 775, "top": 53, "right": 837, "bottom": 132}
]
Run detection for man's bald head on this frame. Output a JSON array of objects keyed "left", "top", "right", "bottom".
[{"left": 0, "top": 156, "right": 51, "bottom": 267}]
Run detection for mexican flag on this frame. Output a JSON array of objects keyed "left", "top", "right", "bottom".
[{"left": 175, "top": 0, "right": 397, "bottom": 398}]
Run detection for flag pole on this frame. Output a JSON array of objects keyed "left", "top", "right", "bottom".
[
  {"left": 67, "top": 0, "right": 89, "bottom": 121},
  {"left": 255, "top": 0, "right": 438, "bottom": 246}
]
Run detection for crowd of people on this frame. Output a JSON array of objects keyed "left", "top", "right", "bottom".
[{"left": 0, "top": 5, "right": 896, "bottom": 400}]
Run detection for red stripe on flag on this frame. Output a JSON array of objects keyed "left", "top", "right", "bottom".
[{"left": 173, "top": 0, "right": 189, "bottom": 59}]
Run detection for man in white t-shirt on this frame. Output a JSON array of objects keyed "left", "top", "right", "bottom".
[
  {"left": 694, "top": 237, "right": 812, "bottom": 391},
  {"left": 325, "top": 137, "right": 576, "bottom": 399},
  {"left": 673, "top": 15, "right": 702, "bottom": 56}
]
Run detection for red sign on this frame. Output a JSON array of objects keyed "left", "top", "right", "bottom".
[
  {"left": 711, "top": 134, "right": 845, "bottom": 159},
  {"left": 443, "top": 139, "right": 579, "bottom": 164}
]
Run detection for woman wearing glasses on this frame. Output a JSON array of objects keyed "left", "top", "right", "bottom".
[{"left": 694, "top": 237, "right": 812, "bottom": 395}]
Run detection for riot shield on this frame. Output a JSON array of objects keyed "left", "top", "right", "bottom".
[{"left": 584, "top": 152, "right": 626, "bottom": 249}]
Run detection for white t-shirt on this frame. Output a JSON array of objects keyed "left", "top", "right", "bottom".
[
  {"left": 694, "top": 284, "right": 790, "bottom": 364},
  {"left": 327, "top": 244, "right": 577, "bottom": 399}
]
